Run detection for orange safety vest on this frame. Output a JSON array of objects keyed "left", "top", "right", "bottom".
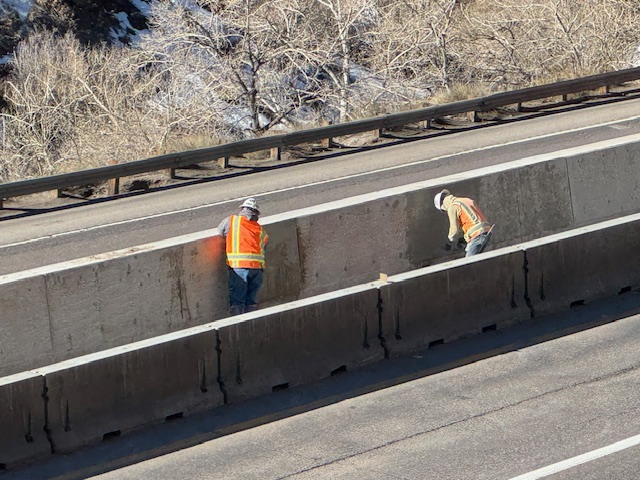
[
  {"left": 225, "top": 215, "right": 268, "bottom": 269},
  {"left": 452, "top": 198, "right": 490, "bottom": 241}
]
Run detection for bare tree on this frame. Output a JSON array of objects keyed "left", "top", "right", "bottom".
[
  {"left": 138, "top": 0, "right": 319, "bottom": 138},
  {"left": 0, "top": 30, "right": 162, "bottom": 181},
  {"left": 459, "top": 0, "right": 640, "bottom": 88}
]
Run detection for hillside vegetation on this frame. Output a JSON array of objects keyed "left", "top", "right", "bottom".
[{"left": 1, "top": 0, "right": 639, "bottom": 183}]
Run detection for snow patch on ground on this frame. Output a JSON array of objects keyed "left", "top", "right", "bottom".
[{"left": 1, "top": 0, "right": 32, "bottom": 19}]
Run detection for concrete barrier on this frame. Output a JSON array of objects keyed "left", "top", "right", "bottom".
[
  {"left": 0, "top": 371, "right": 50, "bottom": 468},
  {"left": 216, "top": 285, "right": 382, "bottom": 404},
  {"left": 567, "top": 142, "right": 640, "bottom": 224},
  {"left": 43, "top": 236, "right": 225, "bottom": 363},
  {"left": 4, "top": 212, "right": 640, "bottom": 466},
  {"left": 379, "top": 247, "right": 529, "bottom": 357},
  {"left": 0, "top": 276, "right": 52, "bottom": 377},
  {"left": 42, "top": 328, "right": 222, "bottom": 453},
  {"left": 4, "top": 134, "right": 640, "bottom": 376},
  {"left": 525, "top": 214, "right": 640, "bottom": 317}
]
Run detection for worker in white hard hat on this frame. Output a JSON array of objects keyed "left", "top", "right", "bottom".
[
  {"left": 217, "top": 197, "right": 269, "bottom": 315},
  {"left": 433, "top": 189, "right": 493, "bottom": 257}
]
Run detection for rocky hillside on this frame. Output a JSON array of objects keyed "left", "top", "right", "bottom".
[{"left": 0, "top": 0, "right": 150, "bottom": 61}]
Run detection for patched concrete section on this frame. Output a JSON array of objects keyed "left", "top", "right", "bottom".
[
  {"left": 567, "top": 143, "right": 640, "bottom": 225},
  {"left": 259, "top": 219, "right": 302, "bottom": 306},
  {"left": 295, "top": 198, "right": 410, "bottom": 296},
  {"left": 216, "top": 286, "right": 381, "bottom": 404},
  {"left": 43, "top": 328, "right": 222, "bottom": 453},
  {"left": 380, "top": 248, "right": 528, "bottom": 357},
  {"left": 0, "top": 276, "right": 53, "bottom": 377},
  {"left": 483, "top": 159, "right": 574, "bottom": 243},
  {"left": 44, "top": 237, "right": 226, "bottom": 365},
  {"left": 0, "top": 372, "right": 50, "bottom": 468},
  {"left": 405, "top": 187, "right": 445, "bottom": 268}
]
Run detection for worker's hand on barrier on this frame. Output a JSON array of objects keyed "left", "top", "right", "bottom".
[
  {"left": 456, "top": 237, "right": 467, "bottom": 250},
  {"left": 443, "top": 240, "right": 452, "bottom": 251}
]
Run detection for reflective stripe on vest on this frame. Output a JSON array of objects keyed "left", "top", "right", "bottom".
[
  {"left": 226, "top": 215, "right": 268, "bottom": 269},
  {"left": 453, "top": 198, "right": 490, "bottom": 241}
]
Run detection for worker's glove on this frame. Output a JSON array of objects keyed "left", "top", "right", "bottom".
[
  {"left": 443, "top": 240, "right": 452, "bottom": 251},
  {"left": 456, "top": 237, "right": 467, "bottom": 250}
]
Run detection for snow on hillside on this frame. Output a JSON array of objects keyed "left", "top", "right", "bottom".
[{"left": 1, "top": 0, "right": 32, "bottom": 19}]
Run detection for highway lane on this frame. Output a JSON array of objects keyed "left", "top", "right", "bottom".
[
  {"left": 5, "top": 290, "right": 640, "bottom": 479},
  {"left": 1, "top": 97, "right": 640, "bottom": 275}
]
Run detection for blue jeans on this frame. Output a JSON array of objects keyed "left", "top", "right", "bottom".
[
  {"left": 465, "top": 232, "right": 491, "bottom": 257},
  {"left": 228, "top": 268, "right": 264, "bottom": 314}
]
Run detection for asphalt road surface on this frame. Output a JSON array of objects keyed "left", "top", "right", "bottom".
[
  {"left": 5, "top": 291, "right": 640, "bottom": 480},
  {"left": 2, "top": 95, "right": 640, "bottom": 275}
]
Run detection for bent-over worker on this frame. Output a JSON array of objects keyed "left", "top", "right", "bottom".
[{"left": 433, "top": 189, "right": 493, "bottom": 257}]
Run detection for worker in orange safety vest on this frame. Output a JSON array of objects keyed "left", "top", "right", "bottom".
[
  {"left": 433, "top": 189, "right": 493, "bottom": 257},
  {"left": 217, "top": 197, "right": 269, "bottom": 316}
]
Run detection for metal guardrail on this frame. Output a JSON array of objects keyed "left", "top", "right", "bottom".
[{"left": 2, "top": 67, "right": 640, "bottom": 208}]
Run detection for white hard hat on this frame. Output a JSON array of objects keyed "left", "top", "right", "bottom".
[
  {"left": 240, "top": 197, "right": 260, "bottom": 213},
  {"left": 433, "top": 189, "right": 450, "bottom": 211}
]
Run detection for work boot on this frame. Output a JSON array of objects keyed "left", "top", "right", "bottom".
[
  {"left": 229, "top": 305, "right": 245, "bottom": 316},
  {"left": 244, "top": 304, "right": 259, "bottom": 313}
]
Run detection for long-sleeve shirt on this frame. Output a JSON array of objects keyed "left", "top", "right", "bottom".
[
  {"left": 217, "top": 208, "right": 258, "bottom": 237},
  {"left": 442, "top": 195, "right": 490, "bottom": 242}
]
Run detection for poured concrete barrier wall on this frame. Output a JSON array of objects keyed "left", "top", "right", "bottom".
[
  {"left": 216, "top": 285, "right": 381, "bottom": 404},
  {"left": 42, "top": 328, "right": 222, "bottom": 453},
  {"left": 566, "top": 142, "right": 640, "bottom": 224},
  {"left": 43, "top": 236, "right": 226, "bottom": 363},
  {"left": 0, "top": 371, "right": 49, "bottom": 469},
  {"left": 379, "top": 248, "right": 530, "bottom": 357},
  {"left": 3, "top": 134, "right": 640, "bottom": 377},
  {"left": 4, "top": 213, "right": 640, "bottom": 467},
  {"left": 292, "top": 157, "right": 574, "bottom": 298},
  {"left": 0, "top": 276, "right": 52, "bottom": 378}
]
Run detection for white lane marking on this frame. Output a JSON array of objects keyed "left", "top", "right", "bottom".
[
  {"left": 509, "top": 433, "right": 640, "bottom": 479},
  {"left": 2, "top": 114, "right": 640, "bottom": 250}
]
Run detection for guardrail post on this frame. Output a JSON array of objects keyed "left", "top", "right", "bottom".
[
  {"left": 270, "top": 147, "right": 281, "bottom": 161},
  {"left": 0, "top": 198, "right": 3, "bottom": 209},
  {"left": 164, "top": 168, "right": 177, "bottom": 179},
  {"left": 321, "top": 137, "right": 334, "bottom": 148},
  {"left": 218, "top": 157, "right": 229, "bottom": 168},
  {"left": 421, "top": 119, "right": 432, "bottom": 130},
  {"left": 57, "top": 189, "right": 65, "bottom": 198},
  {"left": 468, "top": 110, "right": 480, "bottom": 122},
  {"left": 107, "top": 177, "right": 120, "bottom": 196}
]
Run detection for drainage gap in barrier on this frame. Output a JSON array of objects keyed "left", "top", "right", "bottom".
[
  {"left": 570, "top": 299, "right": 585, "bottom": 309},
  {"left": 523, "top": 251, "right": 535, "bottom": 318},
  {"left": 165, "top": 412, "right": 184, "bottom": 422},
  {"left": 429, "top": 339, "right": 444, "bottom": 348},
  {"left": 272, "top": 383, "right": 289, "bottom": 393},
  {"left": 200, "top": 360, "right": 208, "bottom": 393},
  {"left": 331, "top": 365, "right": 347, "bottom": 376},
  {"left": 103, "top": 430, "right": 121, "bottom": 441},
  {"left": 42, "top": 377, "right": 55, "bottom": 454},
  {"left": 394, "top": 307, "right": 402, "bottom": 340},
  {"left": 618, "top": 286, "right": 632, "bottom": 295},
  {"left": 376, "top": 290, "right": 389, "bottom": 359},
  {"left": 362, "top": 316, "right": 370, "bottom": 349},
  {"left": 482, "top": 324, "right": 497, "bottom": 333},
  {"left": 25, "top": 410, "right": 34, "bottom": 443},
  {"left": 215, "top": 330, "right": 228, "bottom": 405}
]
